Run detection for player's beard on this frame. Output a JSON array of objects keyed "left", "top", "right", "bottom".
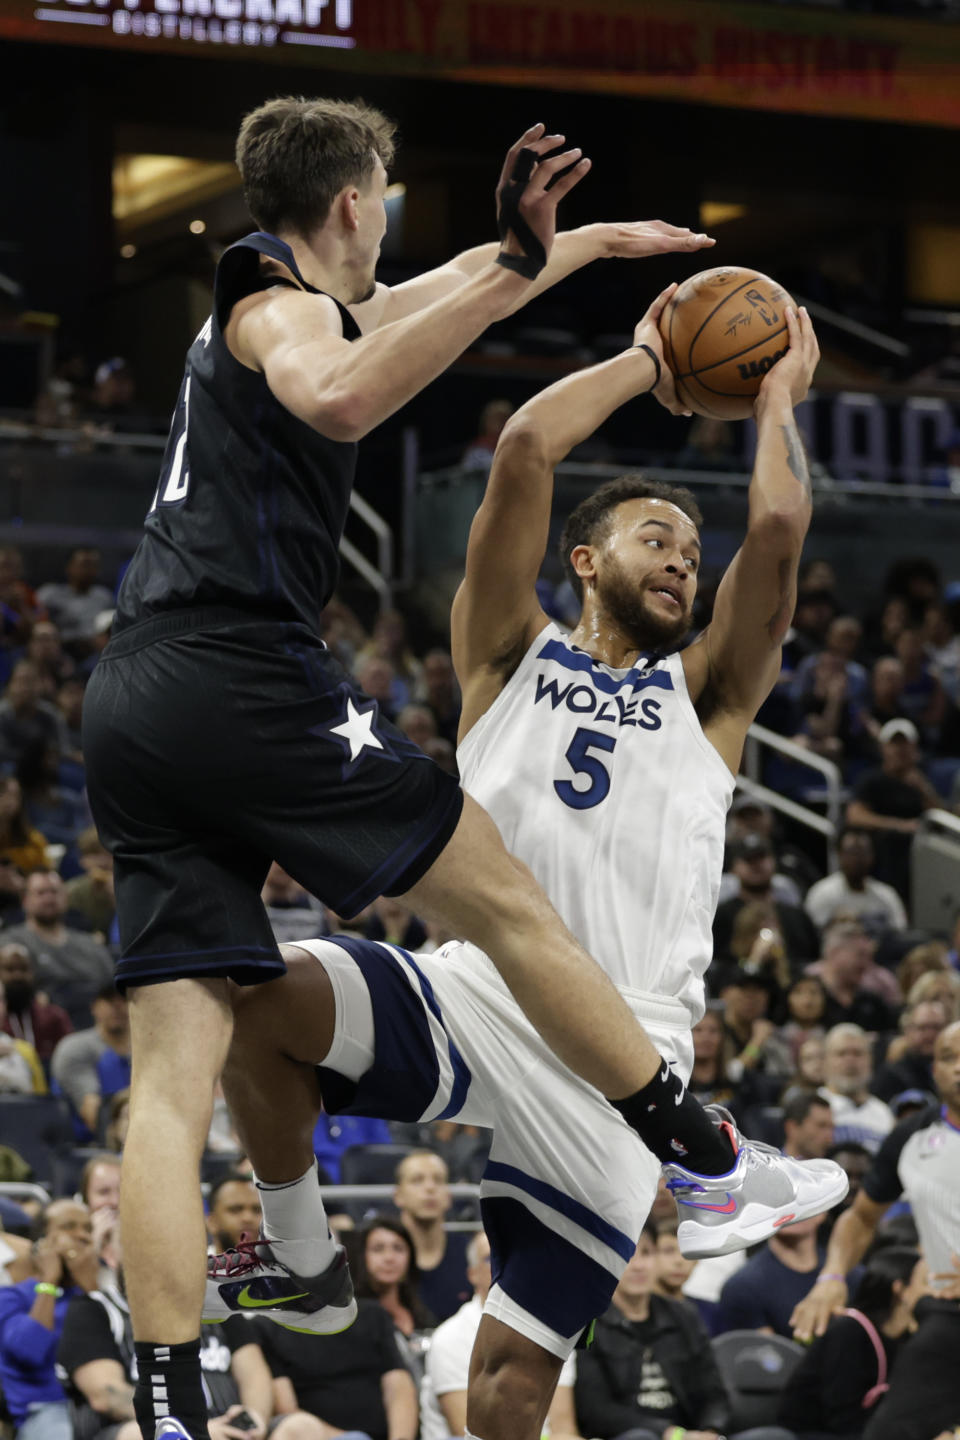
[{"left": 595, "top": 554, "right": 691, "bottom": 653}]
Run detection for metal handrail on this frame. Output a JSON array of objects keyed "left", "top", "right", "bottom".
[
  {"left": 742, "top": 722, "right": 844, "bottom": 866},
  {"left": 317, "top": 1183, "right": 479, "bottom": 1202},
  {"left": 0, "top": 1181, "right": 51, "bottom": 1206}
]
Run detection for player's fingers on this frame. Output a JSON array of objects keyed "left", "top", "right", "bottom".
[
  {"left": 642, "top": 281, "right": 679, "bottom": 326},
  {"left": 542, "top": 156, "right": 591, "bottom": 203},
  {"left": 783, "top": 304, "right": 800, "bottom": 347},
  {"left": 529, "top": 146, "right": 584, "bottom": 187},
  {"left": 498, "top": 123, "right": 545, "bottom": 185},
  {"left": 527, "top": 132, "right": 565, "bottom": 155}
]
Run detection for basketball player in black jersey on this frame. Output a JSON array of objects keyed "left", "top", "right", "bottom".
[{"left": 82, "top": 97, "right": 727, "bottom": 1440}]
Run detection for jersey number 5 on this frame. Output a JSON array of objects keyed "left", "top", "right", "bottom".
[{"left": 554, "top": 727, "right": 617, "bottom": 810}]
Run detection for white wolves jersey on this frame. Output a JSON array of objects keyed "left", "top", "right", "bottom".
[{"left": 457, "top": 621, "right": 735, "bottom": 1024}]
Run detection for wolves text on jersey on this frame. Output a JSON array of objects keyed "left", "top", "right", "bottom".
[{"left": 533, "top": 672, "right": 663, "bottom": 731}]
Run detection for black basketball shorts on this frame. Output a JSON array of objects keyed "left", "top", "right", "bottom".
[{"left": 82, "top": 607, "right": 463, "bottom": 991}]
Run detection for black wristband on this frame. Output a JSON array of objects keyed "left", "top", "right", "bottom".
[{"left": 634, "top": 343, "right": 661, "bottom": 390}]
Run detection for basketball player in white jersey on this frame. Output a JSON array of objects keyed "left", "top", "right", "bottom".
[{"left": 203, "top": 285, "right": 847, "bottom": 1440}]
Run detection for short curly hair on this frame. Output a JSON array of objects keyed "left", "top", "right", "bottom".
[
  {"left": 236, "top": 95, "right": 397, "bottom": 237},
  {"left": 559, "top": 475, "right": 703, "bottom": 602}
]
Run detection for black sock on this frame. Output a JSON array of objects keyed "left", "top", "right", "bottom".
[
  {"left": 610, "top": 1062, "right": 736, "bottom": 1174},
  {"left": 134, "top": 1339, "right": 210, "bottom": 1440}
]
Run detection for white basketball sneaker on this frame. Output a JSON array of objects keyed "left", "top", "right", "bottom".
[{"left": 664, "top": 1105, "right": 850, "bottom": 1259}]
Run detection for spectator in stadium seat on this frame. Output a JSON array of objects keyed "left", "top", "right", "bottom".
[
  {"left": 256, "top": 1296, "right": 418, "bottom": 1440},
  {"left": 783, "top": 1090, "right": 835, "bottom": 1161},
  {"left": 716, "top": 969, "right": 794, "bottom": 1085},
  {"left": 354, "top": 610, "right": 422, "bottom": 709},
  {"left": 80, "top": 1155, "right": 121, "bottom": 1216},
  {"left": 778, "top": 1244, "right": 924, "bottom": 1439},
  {"left": 23, "top": 625, "right": 75, "bottom": 705},
  {"left": 896, "top": 939, "right": 951, "bottom": 1001},
  {"left": 576, "top": 1223, "right": 791, "bottom": 1440},
  {"left": 861, "top": 656, "right": 909, "bottom": 738},
  {"left": 716, "top": 1214, "right": 828, "bottom": 1338},
  {"left": 205, "top": 1176, "right": 263, "bottom": 1256},
  {"left": 460, "top": 398, "right": 515, "bottom": 474},
  {"left": 894, "top": 626, "right": 946, "bottom": 743},
  {"left": 846, "top": 718, "right": 940, "bottom": 900},
  {"left": 64, "top": 830, "right": 115, "bottom": 938},
  {"left": 54, "top": 678, "right": 85, "bottom": 764},
  {"left": 420, "top": 1228, "right": 579, "bottom": 1440},
  {"left": 0, "top": 1198, "right": 98, "bottom": 1440},
  {"left": 804, "top": 828, "right": 907, "bottom": 938},
  {"left": 820, "top": 1024, "right": 894, "bottom": 1153},
  {"left": 688, "top": 1005, "right": 739, "bottom": 1113},
  {"left": 870, "top": 999, "right": 949, "bottom": 1103},
  {"left": 722, "top": 794, "right": 820, "bottom": 902},
  {"left": 780, "top": 974, "right": 828, "bottom": 1065},
  {"left": 356, "top": 1216, "right": 435, "bottom": 1379},
  {"left": 792, "top": 646, "right": 868, "bottom": 764},
  {"left": 651, "top": 1214, "right": 696, "bottom": 1304},
  {"left": 36, "top": 549, "right": 114, "bottom": 656},
  {"left": 0, "top": 980, "right": 45, "bottom": 1094},
  {"left": 0, "top": 663, "right": 69, "bottom": 770},
  {"left": 415, "top": 650, "right": 461, "bottom": 746},
  {"left": 825, "top": 1141, "right": 872, "bottom": 1216},
  {"left": 59, "top": 1213, "right": 325, "bottom": 1440},
  {"left": 50, "top": 983, "right": 130, "bottom": 1137},
  {"left": 16, "top": 742, "right": 89, "bottom": 853},
  {"left": 3, "top": 872, "right": 114, "bottom": 1027},
  {"left": 923, "top": 600, "right": 960, "bottom": 707},
  {"left": 905, "top": 967, "right": 960, "bottom": 1026},
  {"left": 0, "top": 548, "right": 42, "bottom": 644},
  {"left": 394, "top": 1151, "right": 471, "bottom": 1323},
  {"left": 0, "top": 777, "right": 48, "bottom": 881},
  {"left": 394, "top": 704, "right": 439, "bottom": 752},
  {"left": 353, "top": 655, "right": 401, "bottom": 722},
  {"left": 0, "top": 944, "right": 71, "bottom": 1067},
  {"left": 261, "top": 863, "right": 327, "bottom": 946},
  {"left": 806, "top": 922, "right": 899, "bottom": 1033},
  {"left": 798, "top": 1033, "right": 827, "bottom": 1088},
  {"left": 712, "top": 834, "right": 820, "bottom": 969}
]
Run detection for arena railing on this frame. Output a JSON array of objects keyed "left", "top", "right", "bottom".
[
  {"left": 0, "top": 1180, "right": 51, "bottom": 1207},
  {"left": 740, "top": 723, "right": 843, "bottom": 869}
]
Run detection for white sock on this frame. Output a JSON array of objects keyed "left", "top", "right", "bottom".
[{"left": 255, "top": 1161, "right": 336, "bottom": 1276}]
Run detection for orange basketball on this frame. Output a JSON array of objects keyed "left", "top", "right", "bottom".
[{"left": 659, "top": 266, "right": 795, "bottom": 420}]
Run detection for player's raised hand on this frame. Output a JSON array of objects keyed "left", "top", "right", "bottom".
[
  {"left": 602, "top": 220, "right": 715, "bottom": 259},
  {"left": 757, "top": 304, "right": 820, "bottom": 410},
  {"left": 496, "top": 123, "right": 591, "bottom": 281},
  {"left": 632, "top": 283, "right": 692, "bottom": 417}
]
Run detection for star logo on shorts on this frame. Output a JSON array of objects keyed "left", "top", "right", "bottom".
[{"left": 320, "top": 692, "right": 393, "bottom": 778}]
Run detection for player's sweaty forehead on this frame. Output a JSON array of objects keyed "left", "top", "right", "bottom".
[{"left": 619, "top": 497, "right": 701, "bottom": 549}]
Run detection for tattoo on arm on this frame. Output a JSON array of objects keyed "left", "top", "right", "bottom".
[{"left": 779, "top": 421, "right": 811, "bottom": 498}]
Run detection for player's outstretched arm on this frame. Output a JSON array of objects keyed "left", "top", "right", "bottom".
[
  {"left": 451, "top": 284, "right": 681, "bottom": 735},
  {"left": 790, "top": 1189, "right": 887, "bottom": 1341},
  {"left": 684, "top": 305, "right": 819, "bottom": 759},
  {"left": 357, "top": 218, "right": 715, "bottom": 328}
]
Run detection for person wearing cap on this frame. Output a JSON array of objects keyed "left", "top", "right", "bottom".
[
  {"left": 804, "top": 827, "right": 907, "bottom": 938},
  {"left": 3, "top": 872, "right": 114, "bottom": 1029},
  {"left": 846, "top": 718, "right": 941, "bottom": 902},
  {"left": 712, "top": 833, "right": 820, "bottom": 970},
  {"left": 50, "top": 983, "right": 130, "bottom": 1140},
  {"left": 721, "top": 795, "right": 803, "bottom": 906},
  {"left": 36, "top": 549, "right": 114, "bottom": 656},
  {"left": 870, "top": 998, "right": 950, "bottom": 1104}
]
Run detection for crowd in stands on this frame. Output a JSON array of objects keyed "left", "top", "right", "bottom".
[{"left": 0, "top": 530, "right": 958, "bottom": 1436}]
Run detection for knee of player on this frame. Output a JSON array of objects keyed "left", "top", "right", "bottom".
[{"left": 467, "top": 1354, "right": 548, "bottom": 1433}]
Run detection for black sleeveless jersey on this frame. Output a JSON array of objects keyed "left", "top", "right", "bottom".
[{"left": 115, "top": 232, "right": 361, "bottom": 635}]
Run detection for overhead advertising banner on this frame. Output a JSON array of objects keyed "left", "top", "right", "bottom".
[{"left": 2, "top": 0, "right": 959, "bottom": 128}]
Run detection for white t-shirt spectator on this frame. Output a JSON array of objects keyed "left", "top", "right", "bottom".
[
  {"left": 36, "top": 582, "right": 114, "bottom": 646},
  {"left": 819, "top": 1087, "right": 895, "bottom": 1153},
  {"left": 804, "top": 871, "right": 907, "bottom": 935},
  {"left": 420, "top": 1295, "right": 575, "bottom": 1440}
]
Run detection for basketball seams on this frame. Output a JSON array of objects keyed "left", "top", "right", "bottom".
[
  {"left": 678, "top": 374, "right": 750, "bottom": 420},
  {"left": 677, "top": 322, "right": 788, "bottom": 391},
  {"left": 685, "top": 274, "right": 760, "bottom": 376}
]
